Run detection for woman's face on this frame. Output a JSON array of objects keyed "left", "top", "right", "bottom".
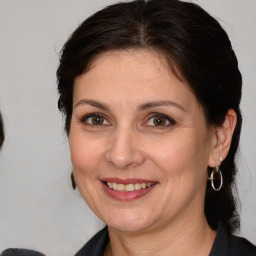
[{"left": 69, "top": 49, "right": 216, "bottom": 233}]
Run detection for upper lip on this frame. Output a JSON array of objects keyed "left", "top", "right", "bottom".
[{"left": 101, "top": 178, "right": 158, "bottom": 185}]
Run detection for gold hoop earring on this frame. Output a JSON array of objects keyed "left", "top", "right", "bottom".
[{"left": 208, "top": 157, "right": 223, "bottom": 191}]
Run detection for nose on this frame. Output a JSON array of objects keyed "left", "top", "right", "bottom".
[{"left": 105, "top": 127, "right": 146, "bottom": 170}]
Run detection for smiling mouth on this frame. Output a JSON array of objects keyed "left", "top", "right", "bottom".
[
  {"left": 101, "top": 178, "right": 158, "bottom": 201},
  {"left": 105, "top": 182, "right": 154, "bottom": 192}
]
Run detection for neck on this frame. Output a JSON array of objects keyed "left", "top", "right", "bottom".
[{"left": 106, "top": 214, "right": 216, "bottom": 256}]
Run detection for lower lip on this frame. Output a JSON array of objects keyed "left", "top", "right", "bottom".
[{"left": 102, "top": 182, "right": 157, "bottom": 201}]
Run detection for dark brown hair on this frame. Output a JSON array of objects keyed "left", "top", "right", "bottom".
[{"left": 57, "top": 0, "right": 242, "bottom": 232}]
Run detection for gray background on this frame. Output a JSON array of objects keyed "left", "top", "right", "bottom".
[{"left": 0, "top": 0, "right": 255, "bottom": 255}]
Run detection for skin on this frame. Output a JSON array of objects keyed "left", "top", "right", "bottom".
[{"left": 69, "top": 49, "right": 237, "bottom": 256}]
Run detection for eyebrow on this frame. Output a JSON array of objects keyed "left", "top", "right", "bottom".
[
  {"left": 74, "top": 99, "right": 185, "bottom": 112},
  {"left": 74, "top": 99, "right": 110, "bottom": 111},
  {"left": 138, "top": 100, "right": 185, "bottom": 112}
]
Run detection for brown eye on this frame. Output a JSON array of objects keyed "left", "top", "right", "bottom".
[
  {"left": 82, "top": 114, "right": 109, "bottom": 126},
  {"left": 91, "top": 116, "right": 105, "bottom": 125},
  {"left": 146, "top": 113, "right": 175, "bottom": 127},
  {"left": 153, "top": 116, "right": 166, "bottom": 126}
]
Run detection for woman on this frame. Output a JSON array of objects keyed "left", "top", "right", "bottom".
[{"left": 57, "top": 0, "right": 256, "bottom": 255}]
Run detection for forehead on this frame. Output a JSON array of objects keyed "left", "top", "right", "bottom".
[
  {"left": 73, "top": 49, "right": 198, "bottom": 110},
  {"left": 87, "top": 49, "right": 179, "bottom": 81}
]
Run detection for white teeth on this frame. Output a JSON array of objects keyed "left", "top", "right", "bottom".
[
  {"left": 135, "top": 183, "right": 142, "bottom": 190},
  {"left": 107, "top": 182, "right": 113, "bottom": 188},
  {"left": 113, "top": 183, "right": 118, "bottom": 190},
  {"left": 147, "top": 183, "right": 152, "bottom": 187},
  {"left": 106, "top": 182, "right": 154, "bottom": 192},
  {"left": 126, "top": 184, "right": 135, "bottom": 192},
  {"left": 118, "top": 184, "right": 125, "bottom": 191},
  {"left": 141, "top": 183, "right": 146, "bottom": 189}
]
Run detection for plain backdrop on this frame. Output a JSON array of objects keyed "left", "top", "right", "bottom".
[{"left": 0, "top": 0, "right": 255, "bottom": 255}]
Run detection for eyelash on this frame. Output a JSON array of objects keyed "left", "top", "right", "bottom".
[{"left": 79, "top": 112, "right": 176, "bottom": 128}]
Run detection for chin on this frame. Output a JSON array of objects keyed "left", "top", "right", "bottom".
[
  {"left": 109, "top": 222, "right": 151, "bottom": 233},
  {"left": 105, "top": 210, "right": 157, "bottom": 233}
]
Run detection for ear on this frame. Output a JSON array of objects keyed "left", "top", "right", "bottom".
[{"left": 208, "top": 109, "right": 237, "bottom": 167}]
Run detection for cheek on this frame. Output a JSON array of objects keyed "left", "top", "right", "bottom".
[
  {"left": 69, "top": 132, "right": 104, "bottom": 175},
  {"left": 145, "top": 132, "right": 210, "bottom": 180},
  {"left": 69, "top": 134, "right": 105, "bottom": 209},
  {"left": 147, "top": 135, "right": 195, "bottom": 167}
]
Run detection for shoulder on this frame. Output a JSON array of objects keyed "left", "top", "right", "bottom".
[
  {"left": 210, "top": 222, "right": 256, "bottom": 256},
  {"left": 74, "top": 226, "right": 109, "bottom": 256},
  {"left": 229, "top": 234, "right": 256, "bottom": 256}
]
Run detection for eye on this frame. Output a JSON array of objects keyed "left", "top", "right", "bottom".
[
  {"left": 145, "top": 113, "right": 175, "bottom": 127},
  {"left": 81, "top": 113, "right": 110, "bottom": 126}
]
